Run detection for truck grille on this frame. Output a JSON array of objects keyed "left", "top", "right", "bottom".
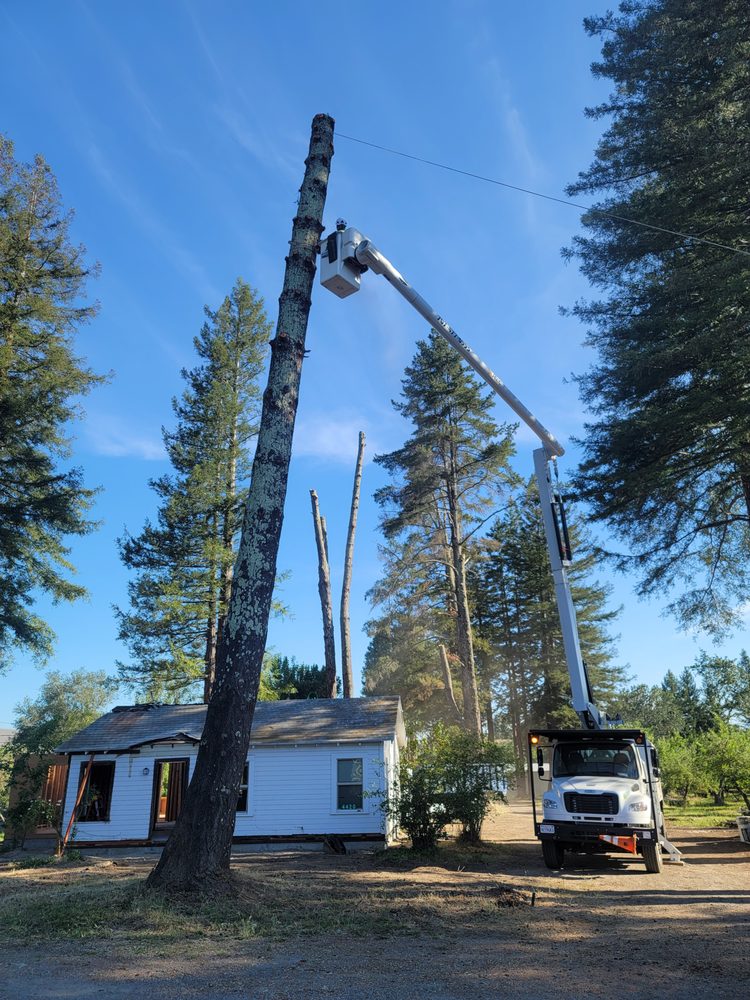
[{"left": 564, "top": 792, "right": 619, "bottom": 815}]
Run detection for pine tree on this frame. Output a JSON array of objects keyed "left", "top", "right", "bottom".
[
  {"left": 566, "top": 1, "right": 750, "bottom": 636},
  {"left": 474, "top": 481, "right": 622, "bottom": 760},
  {"left": 0, "top": 136, "right": 103, "bottom": 670},
  {"left": 116, "top": 279, "right": 270, "bottom": 701},
  {"left": 373, "top": 332, "right": 517, "bottom": 732}
]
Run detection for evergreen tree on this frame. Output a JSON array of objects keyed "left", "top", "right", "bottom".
[
  {"left": 373, "top": 332, "right": 516, "bottom": 733},
  {"left": 116, "top": 279, "right": 270, "bottom": 701},
  {"left": 566, "top": 2, "right": 750, "bottom": 636},
  {"left": 260, "top": 655, "right": 339, "bottom": 700},
  {"left": 474, "top": 481, "right": 622, "bottom": 758},
  {"left": 0, "top": 136, "right": 103, "bottom": 669}
]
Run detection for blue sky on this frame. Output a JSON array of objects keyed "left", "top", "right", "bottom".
[{"left": 1, "top": 0, "right": 746, "bottom": 726}]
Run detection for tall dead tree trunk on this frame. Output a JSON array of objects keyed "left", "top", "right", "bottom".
[
  {"left": 310, "top": 489, "right": 337, "bottom": 698},
  {"left": 146, "top": 114, "right": 334, "bottom": 893},
  {"left": 340, "top": 430, "right": 365, "bottom": 697}
]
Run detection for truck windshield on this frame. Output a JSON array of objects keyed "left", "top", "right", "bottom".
[{"left": 553, "top": 742, "right": 639, "bottom": 779}]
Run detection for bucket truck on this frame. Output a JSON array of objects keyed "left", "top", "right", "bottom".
[{"left": 319, "top": 220, "right": 682, "bottom": 872}]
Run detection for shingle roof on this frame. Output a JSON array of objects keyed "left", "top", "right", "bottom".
[{"left": 55, "top": 697, "right": 405, "bottom": 754}]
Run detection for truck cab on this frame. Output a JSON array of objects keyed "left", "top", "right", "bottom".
[{"left": 529, "top": 728, "right": 670, "bottom": 873}]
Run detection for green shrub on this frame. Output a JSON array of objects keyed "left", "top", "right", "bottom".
[{"left": 386, "top": 724, "right": 516, "bottom": 850}]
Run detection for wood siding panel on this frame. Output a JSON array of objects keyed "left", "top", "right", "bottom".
[{"left": 61, "top": 742, "right": 395, "bottom": 843}]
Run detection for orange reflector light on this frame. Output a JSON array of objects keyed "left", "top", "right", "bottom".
[
  {"left": 530, "top": 735, "right": 539, "bottom": 744},
  {"left": 599, "top": 834, "right": 638, "bottom": 855}
]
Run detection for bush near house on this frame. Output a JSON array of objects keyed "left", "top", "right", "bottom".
[{"left": 387, "top": 724, "right": 516, "bottom": 851}]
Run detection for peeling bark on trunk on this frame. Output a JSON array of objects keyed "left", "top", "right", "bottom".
[
  {"left": 145, "top": 114, "right": 334, "bottom": 893},
  {"left": 311, "top": 489, "right": 337, "bottom": 698},
  {"left": 340, "top": 431, "right": 365, "bottom": 698},
  {"left": 439, "top": 643, "right": 462, "bottom": 723}
]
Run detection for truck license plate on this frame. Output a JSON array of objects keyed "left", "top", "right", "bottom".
[{"left": 540, "top": 824, "right": 555, "bottom": 834}]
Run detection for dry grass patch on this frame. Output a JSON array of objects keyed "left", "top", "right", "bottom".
[{"left": 0, "top": 847, "right": 531, "bottom": 949}]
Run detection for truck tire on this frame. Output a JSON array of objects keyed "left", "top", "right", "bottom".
[
  {"left": 642, "top": 839, "right": 663, "bottom": 873},
  {"left": 542, "top": 839, "right": 565, "bottom": 870}
]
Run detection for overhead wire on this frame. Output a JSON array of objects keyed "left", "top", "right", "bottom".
[{"left": 336, "top": 132, "right": 750, "bottom": 259}]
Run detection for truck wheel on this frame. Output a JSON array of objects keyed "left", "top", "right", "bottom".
[
  {"left": 542, "top": 839, "right": 565, "bottom": 870},
  {"left": 642, "top": 839, "right": 663, "bottom": 873}
]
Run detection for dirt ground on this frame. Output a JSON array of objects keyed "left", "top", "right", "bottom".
[{"left": 1, "top": 803, "right": 748, "bottom": 1000}]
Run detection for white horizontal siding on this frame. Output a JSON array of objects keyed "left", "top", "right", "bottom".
[
  {"left": 61, "top": 752, "right": 178, "bottom": 843},
  {"left": 62, "top": 740, "right": 391, "bottom": 843}
]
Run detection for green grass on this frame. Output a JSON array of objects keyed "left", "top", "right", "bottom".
[{"left": 664, "top": 797, "right": 744, "bottom": 829}]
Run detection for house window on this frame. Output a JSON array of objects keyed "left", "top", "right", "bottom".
[
  {"left": 77, "top": 761, "right": 115, "bottom": 822},
  {"left": 237, "top": 762, "right": 249, "bottom": 812},
  {"left": 337, "top": 758, "right": 363, "bottom": 810}
]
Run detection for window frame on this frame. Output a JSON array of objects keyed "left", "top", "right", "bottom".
[
  {"left": 332, "top": 755, "right": 365, "bottom": 814},
  {"left": 76, "top": 760, "right": 116, "bottom": 823},
  {"left": 236, "top": 761, "right": 251, "bottom": 814}
]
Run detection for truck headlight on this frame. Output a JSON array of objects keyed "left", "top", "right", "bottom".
[
  {"left": 542, "top": 797, "right": 558, "bottom": 809},
  {"left": 628, "top": 800, "right": 649, "bottom": 812}
]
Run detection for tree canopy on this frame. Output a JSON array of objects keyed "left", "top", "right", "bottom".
[
  {"left": 567, "top": 1, "right": 750, "bottom": 636},
  {"left": 0, "top": 136, "right": 103, "bottom": 670},
  {"left": 116, "top": 279, "right": 270, "bottom": 702},
  {"left": 370, "top": 331, "right": 517, "bottom": 732}
]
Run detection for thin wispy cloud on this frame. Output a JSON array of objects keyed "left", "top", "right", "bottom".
[
  {"left": 86, "top": 143, "right": 219, "bottom": 303},
  {"left": 186, "top": 1, "right": 227, "bottom": 87},
  {"left": 214, "top": 104, "right": 301, "bottom": 181},
  {"left": 84, "top": 414, "right": 166, "bottom": 461},
  {"left": 294, "top": 413, "right": 383, "bottom": 465}
]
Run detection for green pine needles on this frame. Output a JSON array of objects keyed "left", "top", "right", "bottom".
[
  {"left": 567, "top": 1, "right": 750, "bottom": 636},
  {"left": 115, "top": 279, "right": 271, "bottom": 702},
  {"left": 0, "top": 136, "right": 103, "bottom": 670}
]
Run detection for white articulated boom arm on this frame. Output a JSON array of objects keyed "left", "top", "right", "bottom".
[{"left": 320, "top": 221, "right": 605, "bottom": 730}]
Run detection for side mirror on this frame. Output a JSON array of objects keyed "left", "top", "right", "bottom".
[
  {"left": 652, "top": 766, "right": 661, "bottom": 779},
  {"left": 650, "top": 748, "right": 660, "bottom": 769},
  {"left": 536, "top": 748, "right": 551, "bottom": 781}
]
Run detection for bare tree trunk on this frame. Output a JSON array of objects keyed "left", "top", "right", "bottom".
[
  {"left": 217, "top": 354, "right": 241, "bottom": 649},
  {"left": 452, "top": 543, "right": 481, "bottom": 734},
  {"left": 340, "top": 431, "right": 365, "bottom": 697},
  {"left": 439, "top": 644, "right": 462, "bottom": 722},
  {"left": 485, "top": 697, "right": 495, "bottom": 741},
  {"left": 146, "top": 114, "right": 334, "bottom": 893},
  {"left": 445, "top": 441, "right": 481, "bottom": 735},
  {"left": 203, "top": 593, "right": 217, "bottom": 703},
  {"left": 311, "top": 490, "right": 337, "bottom": 697}
]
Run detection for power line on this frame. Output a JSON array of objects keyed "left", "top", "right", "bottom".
[{"left": 336, "top": 132, "right": 750, "bottom": 259}]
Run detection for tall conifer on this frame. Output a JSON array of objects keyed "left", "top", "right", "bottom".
[
  {"left": 567, "top": 1, "right": 750, "bottom": 635},
  {"left": 0, "top": 136, "right": 102, "bottom": 669},
  {"left": 474, "top": 481, "right": 622, "bottom": 755},
  {"left": 373, "top": 332, "right": 516, "bottom": 732},
  {"left": 116, "top": 279, "right": 270, "bottom": 701}
]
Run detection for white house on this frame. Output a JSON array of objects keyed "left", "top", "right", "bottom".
[{"left": 55, "top": 697, "right": 405, "bottom": 849}]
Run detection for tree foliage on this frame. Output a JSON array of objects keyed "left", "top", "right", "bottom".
[
  {"left": 8, "top": 669, "right": 114, "bottom": 757},
  {"left": 116, "top": 279, "right": 270, "bottom": 702},
  {"left": 0, "top": 135, "right": 103, "bottom": 669},
  {"left": 1, "top": 669, "right": 115, "bottom": 842},
  {"left": 473, "top": 481, "right": 623, "bottom": 757},
  {"left": 370, "top": 332, "right": 516, "bottom": 732},
  {"left": 567, "top": 1, "right": 750, "bottom": 636},
  {"left": 385, "top": 724, "right": 516, "bottom": 850},
  {"left": 259, "top": 655, "right": 339, "bottom": 700}
]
